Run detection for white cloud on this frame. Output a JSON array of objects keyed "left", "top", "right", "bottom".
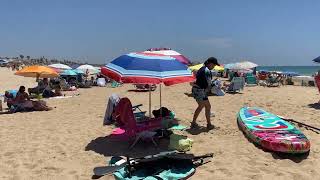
[{"left": 198, "top": 37, "right": 232, "bottom": 48}]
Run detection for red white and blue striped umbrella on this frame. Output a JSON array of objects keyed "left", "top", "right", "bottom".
[
  {"left": 142, "top": 49, "right": 191, "bottom": 65},
  {"left": 312, "top": 56, "right": 320, "bottom": 63},
  {"left": 101, "top": 52, "right": 194, "bottom": 86}
]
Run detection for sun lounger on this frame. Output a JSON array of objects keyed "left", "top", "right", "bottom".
[{"left": 226, "top": 77, "right": 245, "bottom": 93}]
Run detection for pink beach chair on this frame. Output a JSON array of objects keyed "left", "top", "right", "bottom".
[
  {"left": 111, "top": 97, "right": 163, "bottom": 148},
  {"left": 315, "top": 75, "right": 320, "bottom": 93}
]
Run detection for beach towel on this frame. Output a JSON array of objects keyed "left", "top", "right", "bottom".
[
  {"left": 103, "top": 94, "right": 120, "bottom": 125},
  {"left": 48, "top": 95, "right": 73, "bottom": 99}
]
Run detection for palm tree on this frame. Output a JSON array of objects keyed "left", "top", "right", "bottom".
[
  {"left": 26, "top": 56, "right": 30, "bottom": 60},
  {"left": 19, "top": 54, "right": 24, "bottom": 60}
]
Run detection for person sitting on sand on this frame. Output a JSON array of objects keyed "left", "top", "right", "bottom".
[
  {"left": 14, "top": 86, "right": 34, "bottom": 110},
  {"left": 12, "top": 86, "right": 52, "bottom": 112},
  {"left": 4, "top": 90, "right": 17, "bottom": 108},
  {"left": 28, "top": 78, "right": 49, "bottom": 94},
  {"left": 191, "top": 57, "right": 220, "bottom": 130},
  {"left": 54, "top": 85, "right": 63, "bottom": 96}
]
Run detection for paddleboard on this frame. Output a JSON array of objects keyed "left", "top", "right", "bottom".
[{"left": 237, "top": 107, "right": 310, "bottom": 153}]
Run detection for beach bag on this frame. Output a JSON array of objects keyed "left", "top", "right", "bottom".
[
  {"left": 97, "top": 78, "right": 106, "bottom": 87},
  {"left": 169, "top": 134, "right": 193, "bottom": 152},
  {"left": 152, "top": 107, "right": 172, "bottom": 118}
]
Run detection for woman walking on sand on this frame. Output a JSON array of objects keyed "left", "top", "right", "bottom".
[{"left": 191, "top": 57, "right": 220, "bottom": 130}]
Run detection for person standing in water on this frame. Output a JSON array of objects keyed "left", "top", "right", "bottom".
[{"left": 191, "top": 57, "right": 220, "bottom": 130}]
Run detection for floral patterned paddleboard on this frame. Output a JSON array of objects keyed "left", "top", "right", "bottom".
[{"left": 237, "top": 107, "right": 310, "bottom": 153}]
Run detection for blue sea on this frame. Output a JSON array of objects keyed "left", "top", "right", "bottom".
[{"left": 256, "top": 66, "right": 320, "bottom": 76}]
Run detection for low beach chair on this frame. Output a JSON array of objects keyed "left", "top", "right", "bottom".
[
  {"left": 111, "top": 97, "right": 163, "bottom": 148},
  {"left": 110, "top": 81, "right": 121, "bottom": 88},
  {"left": 258, "top": 73, "right": 268, "bottom": 81},
  {"left": 266, "top": 76, "right": 283, "bottom": 87},
  {"left": 245, "top": 74, "right": 258, "bottom": 86},
  {"left": 225, "top": 77, "right": 245, "bottom": 93}
]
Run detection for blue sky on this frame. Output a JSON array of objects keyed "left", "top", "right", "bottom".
[{"left": 0, "top": 0, "right": 319, "bottom": 65}]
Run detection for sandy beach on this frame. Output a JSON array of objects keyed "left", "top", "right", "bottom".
[{"left": 0, "top": 67, "right": 319, "bottom": 180}]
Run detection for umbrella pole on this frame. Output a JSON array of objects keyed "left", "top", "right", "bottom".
[
  {"left": 159, "top": 84, "right": 162, "bottom": 117},
  {"left": 149, "top": 85, "right": 151, "bottom": 117},
  {"left": 160, "top": 84, "right": 162, "bottom": 108}
]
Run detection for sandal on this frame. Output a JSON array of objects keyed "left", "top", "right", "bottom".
[
  {"left": 190, "top": 122, "right": 200, "bottom": 129},
  {"left": 206, "top": 124, "right": 215, "bottom": 130}
]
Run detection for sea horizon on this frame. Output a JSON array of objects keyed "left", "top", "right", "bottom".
[{"left": 257, "top": 65, "right": 320, "bottom": 76}]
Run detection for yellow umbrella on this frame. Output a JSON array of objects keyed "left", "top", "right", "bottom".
[
  {"left": 15, "top": 65, "right": 59, "bottom": 78},
  {"left": 189, "top": 64, "right": 224, "bottom": 72}
]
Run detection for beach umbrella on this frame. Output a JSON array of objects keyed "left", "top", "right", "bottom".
[
  {"left": 224, "top": 63, "right": 236, "bottom": 69},
  {"left": 72, "top": 69, "right": 85, "bottom": 74},
  {"left": 77, "top": 64, "right": 99, "bottom": 74},
  {"left": 188, "top": 63, "right": 224, "bottom": 72},
  {"left": 102, "top": 52, "right": 194, "bottom": 85},
  {"left": 60, "top": 69, "right": 78, "bottom": 76},
  {"left": 15, "top": 65, "right": 59, "bottom": 78},
  {"left": 312, "top": 56, "right": 320, "bottom": 63},
  {"left": 48, "top": 63, "right": 72, "bottom": 70},
  {"left": 227, "top": 61, "right": 258, "bottom": 70},
  {"left": 101, "top": 52, "right": 194, "bottom": 116},
  {"left": 141, "top": 49, "right": 192, "bottom": 65}
]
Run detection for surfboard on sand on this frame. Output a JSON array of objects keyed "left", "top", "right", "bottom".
[{"left": 237, "top": 107, "right": 310, "bottom": 153}]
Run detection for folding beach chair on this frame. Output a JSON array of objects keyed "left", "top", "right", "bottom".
[
  {"left": 111, "top": 97, "right": 163, "bottom": 148},
  {"left": 266, "top": 76, "right": 283, "bottom": 87},
  {"left": 225, "top": 77, "right": 245, "bottom": 93},
  {"left": 245, "top": 74, "right": 257, "bottom": 86}
]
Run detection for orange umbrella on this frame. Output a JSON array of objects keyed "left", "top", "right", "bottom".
[{"left": 15, "top": 65, "right": 59, "bottom": 78}]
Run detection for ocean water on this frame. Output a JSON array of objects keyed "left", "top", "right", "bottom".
[{"left": 256, "top": 66, "right": 320, "bottom": 76}]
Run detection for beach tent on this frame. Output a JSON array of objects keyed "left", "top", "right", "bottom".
[
  {"left": 101, "top": 52, "right": 194, "bottom": 116},
  {"left": 15, "top": 65, "right": 59, "bottom": 78},
  {"left": 48, "top": 63, "right": 72, "bottom": 70},
  {"left": 141, "top": 48, "right": 192, "bottom": 65}
]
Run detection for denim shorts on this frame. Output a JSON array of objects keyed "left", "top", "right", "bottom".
[{"left": 192, "top": 87, "right": 208, "bottom": 102}]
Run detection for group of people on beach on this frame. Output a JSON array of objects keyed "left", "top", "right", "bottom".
[
  {"left": 4, "top": 86, "right": 52, "bottom": 113},
  {"left": 3, "top": 78, "right": 67, "bottom": 113}
]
